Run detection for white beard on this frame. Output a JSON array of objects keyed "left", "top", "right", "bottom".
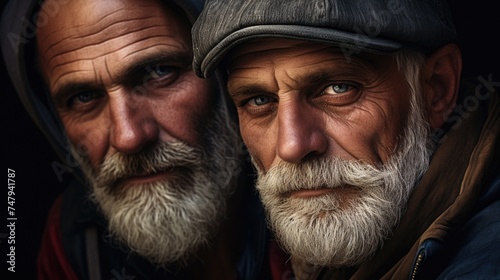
[
  {"left": 72, "top": 104, "right": 242, "bottom": 266},
  {"left": 255, "top": 91, "right": 432, "bottom": 267}
]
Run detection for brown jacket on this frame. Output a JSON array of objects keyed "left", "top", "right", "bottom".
[{"left": 308, "top": 92, "right": 500, "bottom": 279}]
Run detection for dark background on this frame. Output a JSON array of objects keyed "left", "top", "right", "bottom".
[
  {"left": 0, "top": 1, "right": 498, "bottom": 279},
  {"left": 1, "top": 2, "right": 68, "bottom": 279}
]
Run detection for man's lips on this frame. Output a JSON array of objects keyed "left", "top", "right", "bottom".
[
  {"left": 114, "top": 167, "right": 181, "bottom": 188},
  {"left": 287, "top": 185, "right": 360, "bottom": 199},
  {"left": 289, "top": 188, "right": 338, "bottom": 198}
]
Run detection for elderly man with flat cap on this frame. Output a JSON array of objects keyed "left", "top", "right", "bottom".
[{"left": 192, "top": 0, "right": 500, "bottom": 279}]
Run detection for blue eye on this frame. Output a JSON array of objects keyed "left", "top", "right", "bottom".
[
  {"left": 148, "top": 65, "right": 174, "bottom": 79},
  {"left": 322, "top": 83, "right": 358, "bottom": 95},
  {"left": 249, "top": 96, "right": 271, "bottom": 106},
  {"left": 75, "top": 92, "right": 94, "bottom": 103},
  {"left": 68, "top": 91, "right": 100, "bottom": 106},
  {"left": 65, "top": 90, "right": 104, "bottom": 111},
  {"left": 332, "top": 84, "right": 349, "bottom": 93}
]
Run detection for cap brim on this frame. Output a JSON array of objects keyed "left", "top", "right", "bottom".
[{"left": 198, "top": 24, "right": 402, "bottom": 78}]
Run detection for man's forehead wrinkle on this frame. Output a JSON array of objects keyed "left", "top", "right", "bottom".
[
  {"left": 120, "top": 41, "right": 188, "bottom": 60},
  {"left": 279, "top": 70, "right": 299, "bottom": 89},
  {"left": 95, "top": 59, "right": 102, "bottom": 85},
  {"left": 43, "top": 20, "right": 172, "bottom": 70},
  {"left": 38, "top": 6, "right": 122, "bottom": 47},
  {"left": 51, "top": 68, "right": 94, "bottom": 93},
  {"left": 313, "top": 57, "right": 378, "bottom": 81},
  {"left": 38, "top": 6, "right": 174, "bottom": 62},
  {"left": 46, "top": 33, "right": 178, "bottom": 75},
  {"left": 38, "top": 5, "right": 161, "bottom": 48},
  {"left": 104, "top": 57, "right": 114, "bottom": 84},
  {"left": 69, "top": 16, "right": 170, "bottom": 42},
  {"left": 287, "top": 45, "right": 338, "bottom": 59},
  {"left": 230, "top": 63, "right": 269, "bottom": 74}
]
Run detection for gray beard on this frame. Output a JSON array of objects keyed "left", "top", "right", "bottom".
[
  {"left": 255, "top": 93, "right": 432, "bottom": 268},
  {"left": 72, "top": 104, "right": 243, "bottom": 266}
]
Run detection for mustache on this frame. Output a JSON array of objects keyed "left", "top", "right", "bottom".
[
  {"left": 93, "top": 141, "right": 203, "bottom": 190},
  {"left": 256, "top": 157, "right": 391, "bottom": 196}
]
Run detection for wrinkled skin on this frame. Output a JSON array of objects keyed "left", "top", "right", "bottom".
[
  {"left": 36, "top": 0, "right": 242, "bottom": 278},
  {"left": 37, "top": 0, "right": 213, "bottom": 180},
  {"left": 228, "top": 39, "right": 411, "bottom": 179}
]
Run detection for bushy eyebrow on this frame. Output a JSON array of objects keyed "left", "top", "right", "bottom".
[
  {"left": 228, "top": 65, "right": 366, "bottom": 100},
  {"left": 51, "top": 80, "right": 99, "bottom": 108},
  {"left": 51, "top": 50, "right": 192, "bottom": 107},
  {"left": 118, "top": 50, "right": 192, "bottom": 82},
  {"left": 228, "top": 84, "right": 272, "bottom": 100}
]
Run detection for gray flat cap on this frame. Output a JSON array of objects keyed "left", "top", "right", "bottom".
[{"left": 193, "top": 0, "right": 457, "bottom": 78}]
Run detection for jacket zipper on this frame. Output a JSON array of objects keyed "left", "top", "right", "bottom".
[{"left": 411, "top": 251, "right": 424, "bottom": 280}]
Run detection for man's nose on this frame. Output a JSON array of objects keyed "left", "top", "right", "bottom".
[
  {"left": 276, "top": 101, "right": 328, "bottom": 163},
  {"left": 108, "top": 91, "right": 158, "bottom": 154}
]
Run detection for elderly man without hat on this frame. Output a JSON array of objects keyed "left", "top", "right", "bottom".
[
  {"left": 193, "top": 0, "right": 500, "bottom": 279},
  {"left": 1, "top": 0, "right": 291, "bottom": 279}
]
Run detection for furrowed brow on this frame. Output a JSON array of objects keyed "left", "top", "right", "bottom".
[
  {"left": 51, "top": 81, "right": 98, "bottom": 108},
  {"left": 299, "top": 65, "right": 367, "bottom": 85},
  {"left": 228, "top": 84, "right": 271, "bottom": 100},
  {"left": 51, "top": 50, "right": 193, "bottom": 106},
  {"left": 228, "top": 66, "right": 364, "bottom": 99},
  {"left": 118, "top": 50, "right": 193, "bottom": 81}
]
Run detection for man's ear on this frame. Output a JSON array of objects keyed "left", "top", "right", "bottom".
[{"left": 421, "top": 44, "right": 462, "bottom": 130}]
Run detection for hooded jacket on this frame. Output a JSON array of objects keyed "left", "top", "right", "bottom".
[{"left": 1, "top": 1, "right": 284, "bottom": 279}]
